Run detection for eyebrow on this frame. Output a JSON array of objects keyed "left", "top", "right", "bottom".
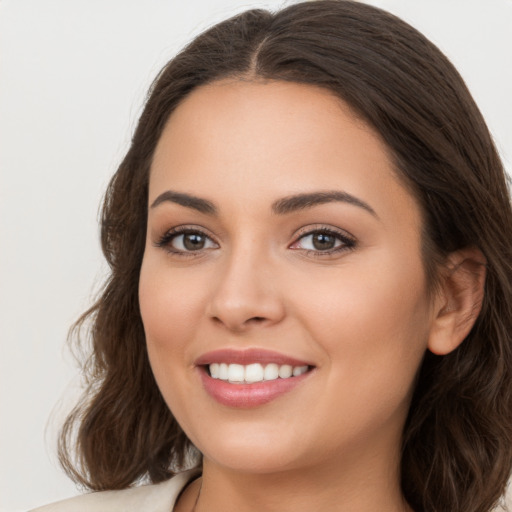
[
  {"left": 150, "top": 190, "right": 217, "bottom": 215},
  {"left": 150, "top": 189, "right": 377, "bottom": 218},
  {"left": 271, "top": 191, "right": 378, "bottom": 217}
]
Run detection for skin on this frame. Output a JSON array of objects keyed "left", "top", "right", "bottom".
[{"left": 139, "top": 80, "right": 456, "bottom": 512}]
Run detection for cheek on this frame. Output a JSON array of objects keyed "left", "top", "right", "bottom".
[
  {"left": 138, "top": 255, "right": 209, "bottom": 381},
  {"left": 287, "top": 248, "right": 431, "bottom": 392},
  {"left": 140, "top": 256, "right": 204, "bottom": 335},
  {"left": 138, "top": 255, "right": 213, "bottom": 433},
  {"left": 288, "top": 256, "right": 431, "bottom": 447}
]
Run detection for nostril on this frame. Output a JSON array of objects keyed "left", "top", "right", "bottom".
[{"left": 209, "top": 314, "right": 273, "bottom": 331}]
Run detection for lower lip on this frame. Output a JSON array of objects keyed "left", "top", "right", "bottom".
[{"left": 198, "top": 368, "right": 312, "bottom": 408}]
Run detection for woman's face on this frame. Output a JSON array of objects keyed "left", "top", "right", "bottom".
[{"left": 139, "top": 80, "right": 436, "bottom": 475}]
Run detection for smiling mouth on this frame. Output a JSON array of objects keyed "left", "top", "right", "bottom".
[
  {"left": 205, "top": 363, "right": 313, "bottom": 384},
  {"left": 197, "top": 351, "right": 315, "bottom": 407}
]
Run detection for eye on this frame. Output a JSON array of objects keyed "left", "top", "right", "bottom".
[
  {"left": 155, "top": 227, "right": 218, "bottom": 254},
  {"left": 298, "top": 232, "right": 340, "bottom": 251},
  {"left": 172, "top": 232, "right": 216, "bottom": 251},
  {"left": 290, "top": 227, "right": 355, "bottom": 255}
]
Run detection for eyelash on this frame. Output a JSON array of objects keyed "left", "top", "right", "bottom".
[
  {"left": 290, "top": 226, "right": 356, "bottom": 257},
  {"left": 154, "top": 226, "right": 218, "bottom": 257},
  {"left": 154, "top": 225, "right": 356, "bottom": 257}
]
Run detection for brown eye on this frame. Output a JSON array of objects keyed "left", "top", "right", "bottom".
[
  {"left": 181, "top": 233, "right": 207, "bottom": 251},
  {"left": 295, "top": 231, "right": 343, "bottom": 252},
  {"left": 290, "top": 228, "right": 356, "bottom": 255},
  {"left": 311, "top": 232, "right": 336, "bottom": 250},
  {"left": 160, "top": 230, "right": 218, "bottom": 253}
]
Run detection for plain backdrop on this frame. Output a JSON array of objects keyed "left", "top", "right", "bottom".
[{"left": 1, "top": 1, "right": 511, "bottom": 511}]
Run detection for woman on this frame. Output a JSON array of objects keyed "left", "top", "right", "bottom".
[{"left": 31, "top": 1, "right": 512, "bottom": 511}]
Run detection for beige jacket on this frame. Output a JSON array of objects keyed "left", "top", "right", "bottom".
[{"left": 29, "top": 470, "right": 199, "bottom": 512}]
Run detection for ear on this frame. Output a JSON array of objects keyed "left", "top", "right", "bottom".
[{"left": 427, "top": 246, "right": 487, "bottom": 356}]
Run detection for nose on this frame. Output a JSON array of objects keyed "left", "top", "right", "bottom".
[{"left": 207, "top": 248, "right": 286, "bottom": 332}]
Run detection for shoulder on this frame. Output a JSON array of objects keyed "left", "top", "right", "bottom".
[{"left": 29, "top": 470, "right": 200, "bottom": 512}]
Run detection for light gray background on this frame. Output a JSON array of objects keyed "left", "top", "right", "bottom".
[{"left": 1, "top": 1, "right": 511, "bottom": 511}]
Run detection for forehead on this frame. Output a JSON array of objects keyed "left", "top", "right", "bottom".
[
  {"left": 153, "top": 80, "right": 371, "bottom": 173},
  {"left": 149, "top": 79, "right": 419, "bottom": 229}
]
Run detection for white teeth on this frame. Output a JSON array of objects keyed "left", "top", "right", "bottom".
[
  {"left": 278, "top": 364, "right": 293, "bottom": 379},
  {"left": 293, "top": 365, "right": 308, "bottom": 376},
  {"left": 219, "top": 363, "right": 229, "bottom": 380},
  {"left": 228, "top": 363, "right": 245, "bottom": 382},
  {"left": 264, "top": 363, "right": 279, "bottom": 381},
  {"left": 245, "top": 363, "right": 264, "bottom": 383},
  {"left": 210, "top": 363, "right": 220, "bottom": 378},
  {"left": 208, "top": 362, "right": 310, "bottom": 383}
]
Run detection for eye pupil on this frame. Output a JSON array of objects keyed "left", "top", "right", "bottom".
[
  {"left": 183, "top": 233, "right": 205, "bottom": 250},
  {"left": 312, "top": 233, "right": 336, "bottom": 250}
]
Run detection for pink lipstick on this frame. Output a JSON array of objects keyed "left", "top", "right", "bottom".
[{"left": 195, "top": 349, "right": 314, "bottom": 408}]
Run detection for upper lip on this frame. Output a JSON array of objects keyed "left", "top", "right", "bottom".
[{"left": 195, "top": 348, "right": 313, "bottom": 367}]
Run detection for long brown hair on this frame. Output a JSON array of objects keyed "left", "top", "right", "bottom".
[{"left": 59, "top": 2, "right": 512, "bottom": 510}]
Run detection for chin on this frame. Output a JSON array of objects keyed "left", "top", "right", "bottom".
[
  {"left": 202, "top": 445, "right": 304, "bottom": 475},
  {"left": 190, "top": 423, "right": 310, "bottom": 474}
]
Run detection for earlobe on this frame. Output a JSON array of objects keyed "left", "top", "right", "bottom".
[{"left": 427, "top": 247, "right": 487, "bottom": 356}]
